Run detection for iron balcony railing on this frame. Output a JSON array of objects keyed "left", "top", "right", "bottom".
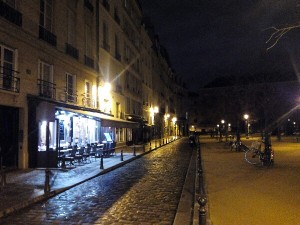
[
  {"left": 65, "top": 43, "right": 79, "bottom": 59},
  {"left": 38, "top": 79, "right": 56, "bottom": 99},
  {"left": 102, "top": 41, "right": 110, "bottom": 52},
  {"left": 59, "top": 88, "right": 78, "bottom": 104},
  {"left": 39, "top": 26, "right": 57, "bottom": 46},
  {"left": 84, "top": 0, "right": 93, "bottom": 12},
  {"left": 84, "top": 55, "right": 94, "bottom": 68},
  {"left": 0, "top": 1, "right": 22, "bottom": 26},
  {"left": 102, "top": 0, "right": 110, "bottom": 11},
  {"left": 0, "top": 67, "right": 20, "bottom": 93},
  {"left": 65, "top": 89, "right": 78, "bottom": 104}
]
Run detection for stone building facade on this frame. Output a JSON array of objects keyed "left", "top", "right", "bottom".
[{"left": 0, "top": 0, "right": 187, "bottom": 169}]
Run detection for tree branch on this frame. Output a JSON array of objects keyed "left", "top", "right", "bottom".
[{"left": 265, "top": 23, "right": 300, "bottom": 51}]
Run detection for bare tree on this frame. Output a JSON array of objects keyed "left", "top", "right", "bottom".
[{"left": 265, "top": 23, "right": 300, "bottom": 50}]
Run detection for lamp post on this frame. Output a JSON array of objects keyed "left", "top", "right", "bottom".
[
  {"left": 244, "top": 114, "right": 249, "bottom": 139},
  {"left": 221, "top": 120, "right": 225, "bottom": 142},
  {"left": 150, "top": 106, "right": 159, "bottom": 140}
]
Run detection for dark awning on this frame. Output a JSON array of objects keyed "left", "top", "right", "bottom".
[{"left": 57, "top": 107, "right": 139, "bottom": 129}]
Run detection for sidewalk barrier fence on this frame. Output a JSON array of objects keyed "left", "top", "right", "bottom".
[{"left": 197, "top": 136, "right": 207, "bottom": 225}]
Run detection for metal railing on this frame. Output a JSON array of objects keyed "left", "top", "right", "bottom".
[
  {"left": 196, "top": 136, "right": 207, "bottom": 225},
  {"left": 37, "top": 79, "right": 56, "bottom": 99},
  {"left": 0, "top": 68, "right": 20, "bottom": 93}
]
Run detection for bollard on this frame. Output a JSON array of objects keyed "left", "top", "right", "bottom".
[
  {"left": 198, "top": 195, "right": 207, "bottom": 225},
  {"left": 121, "top": 150, "right": 124, "bottom": 161},
  {"left": 155, "top": 140, "right": 157, "bottom": 148},
  {"left": 133, "top": 145, "right": 136, "bottom": 156},
  {"left": 44, "top": 169, "right": 51, "bottom": 194},
  {"left": 100, "top": 155, "right": 104, "bottom": 169},
  {"left": 163, "top": 139, "right": 164, "bottom": 145},
  {"left": 149, "top": 142, "right": 151, "bottom": 150}
]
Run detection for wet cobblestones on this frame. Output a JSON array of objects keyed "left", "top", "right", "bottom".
[{"left": 0, "top": 139, "right": 192, "bottom": 225}]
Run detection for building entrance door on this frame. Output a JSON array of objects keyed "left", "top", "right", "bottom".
[{"left": 0, "top": 105, "right": 19, "bottom": 168}]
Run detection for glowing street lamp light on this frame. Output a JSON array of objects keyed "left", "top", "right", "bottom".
[{"left": 243, "top": 114, "right": 250, "bottom": 139}]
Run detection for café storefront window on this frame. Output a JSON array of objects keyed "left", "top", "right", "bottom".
[
  {"left": 38, "top": 120, "right": 57, "bottom": 151},
  {"left": 55, "top": 110, "right": 101, "bottom": 148}
]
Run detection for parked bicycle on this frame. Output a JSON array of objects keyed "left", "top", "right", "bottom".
[
  {"left": 244, "top": 141, "right": 274, "bottom": 166},
  {"left": 230, "top": 140, "right": 248, "bottom": 152}
]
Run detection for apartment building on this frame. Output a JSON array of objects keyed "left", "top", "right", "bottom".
[{"left": 0, "top": 0, "right": 187, "bottom": 169}]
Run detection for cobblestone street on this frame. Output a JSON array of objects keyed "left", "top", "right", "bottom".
[{"left": 0, "top": 139, "right": 193, "bottom": 225}]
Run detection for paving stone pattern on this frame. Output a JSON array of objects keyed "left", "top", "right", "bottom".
[{"left": 0, "top": 139, "right": 192, "bottom": 225}]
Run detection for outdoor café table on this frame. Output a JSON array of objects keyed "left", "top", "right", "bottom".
[
  {"left": 95, "top": 144, "right": 104, "bottom": 157},
  {"left": 58, "top": 149, "right": 72, "bottom": 168}
]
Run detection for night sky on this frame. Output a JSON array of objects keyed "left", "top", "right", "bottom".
[{"left": 140, "top": 0, "right": 300, "bottom": 91}]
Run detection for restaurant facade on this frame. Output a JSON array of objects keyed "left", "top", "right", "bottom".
[{"left": 27, "top": 97, "right": 138, "bottom": 168}]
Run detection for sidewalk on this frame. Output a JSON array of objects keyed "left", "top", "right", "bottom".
[
  {"left": 0, "top": 137, "right": 178, "bottom": 218},
  {"left": 199, "top": 135, "right": 300, "bottom": 225}
]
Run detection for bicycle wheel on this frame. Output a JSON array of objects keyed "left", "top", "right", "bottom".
[{"left": 244, "top": 148, "right": 261, "bottom": 165}]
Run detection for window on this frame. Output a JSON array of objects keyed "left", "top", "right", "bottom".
[
  {"left": 83, "top": 80, "right": 92, "bottom": 107},
  {"left": 103, "top": 22, "right": 109, "bottom": 50},
  {"left": 0, "top": 45, "right": 16, "bottom": 91},
  {"left": 85, "top": 80, "right": 91, "bottom": 97},
  {"left": 40, "top": 0, "right": 53, "bottom": 31},
  {"left": 39, "top": 60, "right": 54, "bottom": 97},
  {"left": 66, "top": 73, "right": 76, "bottom": 102},
  {"left": 67, "top": 8, "right": 76, "bottom": 46},
  {"left": 85, "top": 23, "right": 92, "bottom": 57},
  {"left": 115, "top": 34, "right": 121, "bottom": 60},
  {"left": 3, "top": 0, "right": 15, "bottom": 8},
  {"left": 39, "top": 0, "right": 56, "bottom": 45},
  {"left": 116, "top": 102, "right": 120, "bottom": 118}
]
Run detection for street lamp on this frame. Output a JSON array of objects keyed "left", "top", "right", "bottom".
[
  {"left": 150, "top": 106, "right": 159, "bottom": 139},
  {"left": 172, "top": 117, "right": 177, "bottom": 137},
  {"left": 243, "top": 114, "right": 249, "bottom": 139}
]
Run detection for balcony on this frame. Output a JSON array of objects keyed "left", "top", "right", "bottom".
[
  {"left": 115, "top": 52, "right": 121, "bottom": 61},
  {"left": 102, "top": 41, "right": 110, "bottom": 52},
  {"left": 0, "top": 67, "right": 20, "bottom": 93},
  {"left": 115, "top": 84, "right": 122, "bottom": 94},
  {"left": 102, "top": 0, "right": 110, "bottom": 11},
  {"left": 57, "top": 88, "right": 77, "bottom": 104},
  {"left": 39, "top": 26, "right": 57, "bottom": 46},
  {"left": 0, "top": 1, "right": 22, "bottom": 26},
  {"left": 114, "top": 14, "right": 120, "bottom": 25},
  {"left": 38, "top": 79, "right": 56, "bottom": 99},
  {"left": 81, "top": 93, "right": 93, "bottom": 108},
  {"left": 117, "top": 111, "right": 125, "bottom": 119},
  {"left": 84, "top": 0, "right": 93, "bottom": 12},
  {"left": 65, "top": 43, "right": 79, "bottom": 59},
  {"left": 84, "top": 55, "right": 94, "bottom": 69}
]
